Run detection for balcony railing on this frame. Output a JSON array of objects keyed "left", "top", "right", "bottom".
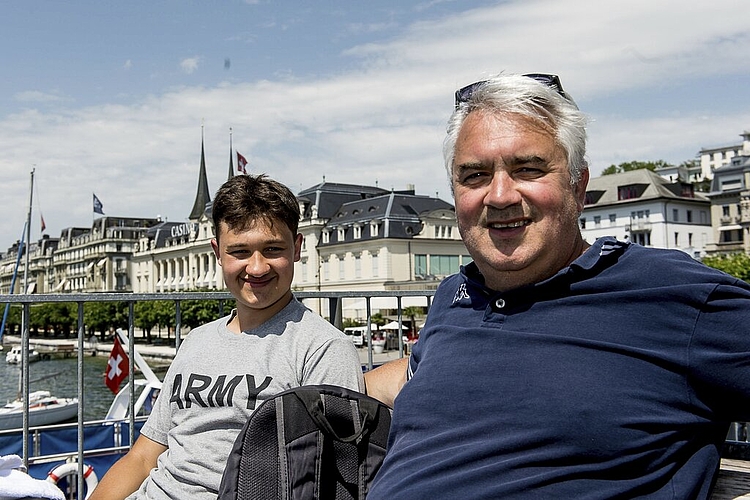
[{"left": 0, "top": 289, "right": 434, "bottom": 496}]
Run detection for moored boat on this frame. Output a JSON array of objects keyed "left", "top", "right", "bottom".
[
  {"left": 0, "top": 390, "right": 78, "bottom": 430},
  {"left": 5, "top": 345, "right": 40, "bottom": 364}
]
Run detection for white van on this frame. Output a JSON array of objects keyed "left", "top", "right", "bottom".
[{"left": 343, "top": 326, "right": 368, "bottom": 347}]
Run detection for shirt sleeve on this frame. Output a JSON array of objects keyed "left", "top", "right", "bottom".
[
  {"left": 302, "top": 337, "right": 365, "bottom": 392},
  {"left": 688, "top": 282, "right": 750, "bottom": 422}
]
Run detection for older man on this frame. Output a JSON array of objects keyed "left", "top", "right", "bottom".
[{"left": 366, "top": 73, "right": 750, "bottom": 499}]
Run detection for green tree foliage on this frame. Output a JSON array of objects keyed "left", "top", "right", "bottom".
[
  {"left": 702, "top": 253, "right": 750, "bottom": 282},
  {"left": 85, "top": 301, "right": 128, "bottom": 339},
  {"left": 601, "top": 160, "right": 670, "bottom": 176}
]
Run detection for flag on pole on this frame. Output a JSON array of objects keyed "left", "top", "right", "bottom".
[
  {"left": 236, "top": 152, "right": 248, "bottom": 174},
  {"left": 93, "top": 193, "right": 105, "bottom": 215},
  {"left": 105, "top": 336, "right": 129, "bottom": 394},
  {"left": 40, "top": 215, "right": 46, "bottom": 233}
]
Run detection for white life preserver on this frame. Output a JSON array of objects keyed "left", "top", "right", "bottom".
[{"left": 47, "top": 462, "right": 99, "bottom": 499}]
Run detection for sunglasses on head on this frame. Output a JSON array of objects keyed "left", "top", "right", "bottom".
[{"left": 454, "top": 73, "right": 569, "bottom": 109}]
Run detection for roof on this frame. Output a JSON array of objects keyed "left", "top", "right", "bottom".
[
  {"left": 297, "top": 182, "right": 389, "bottom": 219},
  {"left": 585, "top": 169, "right": 708, "bottom": 207}
]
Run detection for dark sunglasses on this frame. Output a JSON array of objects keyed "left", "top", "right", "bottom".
[{"left": 454, "top": 73, "right": 570, "bottom": 109}]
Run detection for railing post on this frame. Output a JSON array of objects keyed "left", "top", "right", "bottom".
[
  {"left": 77, "top": 301, "right": 85, "bottom": 499},
  {"left": 175, "top": 300, "right": 182, "bottom": 351},
  {"left": 21, "top": 302, "right": 30, "bottom": 469},
  {"left": 128, "top": 301, "right": 136, "bottom": 450}
]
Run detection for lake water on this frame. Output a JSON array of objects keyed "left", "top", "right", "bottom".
[{"left": 1, "top": 352, "right": 126, "bottom": 421}]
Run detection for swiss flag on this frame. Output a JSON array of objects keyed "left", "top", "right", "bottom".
[
  {"left": 236, "top": 151, "right": 248, "bottom": 174},
  {"left": 105, "top": 337, "right": 129, "bottom": 394}
]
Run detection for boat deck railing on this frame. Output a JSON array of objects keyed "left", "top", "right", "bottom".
[
  {"left": 0, "top": 290, "right": 432, "bottom": 495},
  {"left": 1, "top": 290, "right": 749, "bottom": 499}
]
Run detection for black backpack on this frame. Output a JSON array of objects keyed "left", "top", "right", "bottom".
[{"left": 217, "top": 384, "right": 392, "bottom": 500}]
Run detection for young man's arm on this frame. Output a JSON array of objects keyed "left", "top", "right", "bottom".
[
  {"left": 89, "top": 435, "right": 167, "bottom": 500},
  {"left": 364, "top": 357, "right": 409, "bottom": 408}
]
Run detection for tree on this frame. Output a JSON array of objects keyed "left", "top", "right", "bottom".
[
  {"left": 402, "top": 306, "right": 424, "bottom": 336},
  {"left": 702, "top": 253, "right": 750, "bottom": 282},
  {"left": 601, "top": 160, "right": 670, "bottom": 176}
]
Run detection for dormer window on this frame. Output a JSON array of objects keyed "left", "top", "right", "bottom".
[
  {"left": 338, "top": 227, "right": 346, "bottom": 241},
  {"left": 353, "top": 225, "right": 362, "bottom": 239},
  {"left": 322, "top": 230, "right": 330, "bottom": 244},
  {"left": 370, "top": 222, "right": 380, "bottom": 237}
]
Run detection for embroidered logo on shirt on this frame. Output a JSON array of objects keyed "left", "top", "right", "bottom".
[{"left": 452, "top": 283, "right": 470, "bottom": 304}]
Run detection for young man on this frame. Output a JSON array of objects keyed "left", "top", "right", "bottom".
[
  {"left": 91, "top": 174, "right": 363, "bottom": 500},
  {"left": 366, "top": 73, "right": 750, "bottom": 499}
]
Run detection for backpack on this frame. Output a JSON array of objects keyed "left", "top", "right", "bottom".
[{"left": 217, "top": 384, "right": 392, "bottom": 500}]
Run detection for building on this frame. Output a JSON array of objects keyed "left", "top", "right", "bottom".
[
  {"left": 704, "top": 154, "right": 750, "bottom": 254},
  {"left": 293, "top": 181, "right": 468, "bottom": 319},
  {"left": 698, "top": 131, "right": 750, "bottom": 181},
  {"left": 581, "top": 169, "right": 712, "bottom": 258}
]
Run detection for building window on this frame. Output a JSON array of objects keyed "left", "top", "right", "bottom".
[
  {"left": 688, "top": 233, "right": 693, "bottom": 247},
  {"left": 339, "top": 258, "right": 345, "bottom": 280},
  {"left": 579, "top": 217, "right": 586, "bottom": 229},
  {"left": 594, "top": 216, "right": 601, "bottom": 227},
  {"left": 429, "top": 255, "right": 460, "bottom": 276},
  {"left": 372, "top": 252, "right": 379, "bottom": 277},
  {"left": 338, "top": 228, "right": 346, "bottom": 242},
  {"left": 674, "top": 232, "right": 679, "bottom": 246},
  {"left": 722, "top": 205, "right": 730, "bottom": 217},
  {"left": 322, "top": 231, "right": 330, "bottom": 244},
  {"left": 353, "top": 226, "right": 362, "bottom": 239},
  {"left": 686, "top": 210, "right": 693, "bottom": 223},
  {"left": 617, "top": 185, "right": 638, "bottom": 200},
  {"left": 300, "top": 260, "right": 307, "bottom": 282},
  {"left": 415, "top": 255, "right": 427, "bottom": 277},
  {"left": 673, "top": 209, "right": 679, "bottom": 222},
  {"left": 609, "top": 214, "right": 616, "bottom": 224},
  {"left": 370, "top": 223, "right": 380, "bottom": 237},
  {"left": 323, "top": 260, "right": 330, "bottom": 281},
  {"left": 355, "top": 255, "right": 361, "bottom": 278}
]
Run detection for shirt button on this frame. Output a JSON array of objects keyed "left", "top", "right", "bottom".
[{"left": 494, "top": 298, "right": 506, "bottom": 309}]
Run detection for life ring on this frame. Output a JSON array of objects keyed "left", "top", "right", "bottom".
[{"left": 47, "top": 462, "right": 99, "bottom": 499}]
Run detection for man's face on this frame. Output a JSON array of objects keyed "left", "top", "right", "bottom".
[
  {"left": 211, "top": 219, "right": 302, "bottom": 326},
  {"left": 451, "top": 110, "right": 588, "bottom": 291}
]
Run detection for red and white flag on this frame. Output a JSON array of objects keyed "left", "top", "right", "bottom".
[
  {"left": 236, "top": 151, "right": 248, "bottom": 174},
  {"left": 105, "top": 336, "right": 129, "bottom": 394}
]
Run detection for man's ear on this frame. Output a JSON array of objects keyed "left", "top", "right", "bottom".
[
  {"left": 574, "top": 168, "right": 590, "bottom": 213},
  {"left": 210, "top": 238, "right": 222, "bottom": 265},
  {"left": 293, "top": 233, "right": 303, "bottom": 262}
]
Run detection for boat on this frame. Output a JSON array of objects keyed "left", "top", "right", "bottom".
[
  {"left": 5, "top": 345, "right": 40, "bottom": 364},
  {"left": 0, "top": 390, "right": 78, "bottom": 430},
  {"left": 0, "top": 330, "right": 162, "bottom": 497}
]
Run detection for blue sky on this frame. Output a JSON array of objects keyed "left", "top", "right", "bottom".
[{"left": 1, "top": 0, "right": 749, "bottom": 249}]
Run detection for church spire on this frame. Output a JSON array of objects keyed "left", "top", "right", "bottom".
[
  {"left": 227, "top": 127, "right": 234, "bottom": 181},
  {"left": 189, "top": 125, "right": 211, "bottom": 221}
]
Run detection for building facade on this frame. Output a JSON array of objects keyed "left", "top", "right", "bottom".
[
  {"left": 704, "top": 154, "right": 750, "bottom": 254},
  {"left": 581, "top": 169, "right": 712, "bottom": 258},
  {"left": 699, "top": 131, "right": 750, "bottom": 181}
]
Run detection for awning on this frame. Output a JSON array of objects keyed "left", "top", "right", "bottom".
[
  {"left": 381, "top": 321, "right": 406, "bottom": 331},
  {"left": 96, "top": 258, "right": 107, "bottom": 267},
  {"left": 719, "top": 225, "right": 742, "bottom": 231}
]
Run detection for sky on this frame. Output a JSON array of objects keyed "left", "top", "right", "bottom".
[{"left": 1, "top": 0, "right": 749, "bottom": 251}]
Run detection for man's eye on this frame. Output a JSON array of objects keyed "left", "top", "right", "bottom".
[{"left": 460, "top": 171, "right": 488, "bottom": 184}]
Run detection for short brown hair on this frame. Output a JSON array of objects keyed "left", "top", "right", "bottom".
[{"left": 211, "top": 174, "right": 300, "bottom": 241}]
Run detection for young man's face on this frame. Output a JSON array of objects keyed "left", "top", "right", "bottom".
[
  {"left": 451, "top": 110, "right": 588, "bottom": 291},
  {"left": 211, "top": 219, "right": 302, "bottom": 328}
]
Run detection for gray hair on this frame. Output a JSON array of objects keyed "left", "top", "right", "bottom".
[{"left": 443, "top": 73, "right": 588, "bottom": 186}]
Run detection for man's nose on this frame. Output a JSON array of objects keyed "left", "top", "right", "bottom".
[
  {"left": 245, "top": 253, "right": 270, "bottom": 276},
  {"left": 483, "top": 172, "right": 522, "bottom": 209}
]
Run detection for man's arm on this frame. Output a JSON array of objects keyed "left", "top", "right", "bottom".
[
  {"left": 364, "top": 357, "right": 409, "bottom": 408},
  {"left": 89, "top": 435, "right": 167, "bottom": 500}
]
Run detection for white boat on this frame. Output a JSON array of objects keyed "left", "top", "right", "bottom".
[
  {"left": 5, "top": 345, "right": 40, "bottom": 364},
  {"left": 0, "top": 390, "right": 78, "bottom": 430}
]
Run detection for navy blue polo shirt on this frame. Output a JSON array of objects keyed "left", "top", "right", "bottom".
[{"left": 369, "top": 238, "right": 750, "bottom": 499}]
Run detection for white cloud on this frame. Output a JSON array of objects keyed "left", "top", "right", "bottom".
[
  {"left": 13, "top": 91, "right": 71, "bottom": 104},
  {"left": 1, "top": 0, "right": 749, "bottom": 247},
  {"left": 180, "top": 57, "right": 201, "bottom": 74}
]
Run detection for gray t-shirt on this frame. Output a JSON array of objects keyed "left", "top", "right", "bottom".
[{"left": 128, "top": 298, "right": 363, "bottom": 499}]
